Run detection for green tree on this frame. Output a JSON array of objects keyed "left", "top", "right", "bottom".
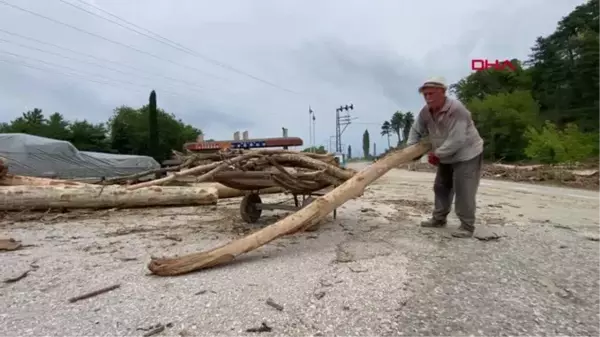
[
  {"left": 524, "top": 121, "right": 597, "bottom": 163},
  {"left": 148, "top": 90, "right": 159, "bottom": 160},
  {"left": 362, "top": 129, "right": 370, "bottom": 158},
  {"left": 380, "top": 121, "right": 392, "bottom": 148},
  {"left": 347, "top": 144, "right": 352, "bottom": 159},
  {"left": 527, "top": 0, "right": 599, "bottom": 131},
  {"left": 68, "top": 120, "right": 110, "bottom": 152},
  {"left": 467, "top": 90, "right": 540, "bottom": 161},
  {"left": 44, "top": 112, "right": 72, "bottom": 140},
  {"left": 402, "top": 111, "right": 414, "bottom": 144},
  {"left": 109, "top": 105, "right": 201, "bottom": 161},
  {"left": 450, "top": 60, "right": 532, "bottom": 103},
  {"left": 302, "top": 145, "right": 327, "bottom": 154},
  {"left": 5, "top": 108, "right": 48, "bottom": 135},
  {"left": 390, "top": 111, "right": 405, "bottom": 146}
]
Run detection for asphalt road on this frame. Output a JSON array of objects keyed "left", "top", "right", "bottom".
[{"left": 1, "top": 166, "right": 598, "bottom": 336}]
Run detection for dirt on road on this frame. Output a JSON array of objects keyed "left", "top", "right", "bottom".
[
  {"left": 1, "top": 164, "right": 598, "bottom": 336},
  {"left": 397, "top": 161, "right": 600, "bottom": 191}
]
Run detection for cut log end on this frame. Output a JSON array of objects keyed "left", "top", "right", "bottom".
[{"left": 148, "top": 253, "right": 236, "bottom": 276}]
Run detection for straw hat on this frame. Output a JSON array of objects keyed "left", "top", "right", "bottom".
[{"left": 418, "top": 77, "right": 448, "bottom": 93}]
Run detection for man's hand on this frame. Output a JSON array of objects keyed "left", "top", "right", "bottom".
[{"left": 428, "top": 152, "right": 440, "bottom": 166}]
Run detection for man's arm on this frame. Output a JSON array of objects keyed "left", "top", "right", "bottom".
[
  {"left": 406, "top": 112, "right": 427, "bottom": 146},
  {"left": 434, "top": 107, "right": 469, "bottom": 158}
]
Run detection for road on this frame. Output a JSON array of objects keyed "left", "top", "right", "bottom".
[{"left": 1, "top": 166, "right": 598, "bottom": 336}]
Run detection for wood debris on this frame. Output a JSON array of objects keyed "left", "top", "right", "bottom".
[
  {"left": 0, "top": 238, "right": 22, "bottom": 251},
  {"left": 68, "top": 284, "right": 121, "bottom": 303}
]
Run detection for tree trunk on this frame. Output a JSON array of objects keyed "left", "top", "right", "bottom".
[
  {"left": 201, "top": 183, "right": 284, "bottom": 199},
  {"left": 147, "top": 140, "right": 431, "bottom": 276},
  {"left": 0, "top": 174, "right": 89, "bottom": 186},
  {"left": 0, "top": 157, "right": 7, "bottom": 178},
  {"left": 0, "top": 184, "right": 218, "bottom": 211}
]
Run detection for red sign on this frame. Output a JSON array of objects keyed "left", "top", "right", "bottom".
[{"left": 471, "top": 59, "right": 517, "bottom": 72}]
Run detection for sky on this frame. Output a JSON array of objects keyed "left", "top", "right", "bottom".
[{"left": 0, "top": 0, "right": 587, "bottom": 156}]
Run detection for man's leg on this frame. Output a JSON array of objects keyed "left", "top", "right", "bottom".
[
  {"left": 421, "top": 163, "right": 454, "bottom": 227},
  {"left": 451, "top": 153, "right": 483, "bottom": 237}
]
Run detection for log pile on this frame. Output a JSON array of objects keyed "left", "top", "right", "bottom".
[
  {"left": 121, "top": 149, "right": 356, "bottom": 193},
  {"left": 0, "top": 149, "right": 356, "bottom": 211},
  {"left": 148, "top": 140, "right": 432, "bottom": 276}
]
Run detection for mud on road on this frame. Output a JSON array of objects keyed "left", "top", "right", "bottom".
[{"left": 1, "top": 164, "right": 598, "bottom": 336}]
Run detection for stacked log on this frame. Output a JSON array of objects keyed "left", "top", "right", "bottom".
[{"left": 0, "top": 149, "right": 355, "bottom": 211}]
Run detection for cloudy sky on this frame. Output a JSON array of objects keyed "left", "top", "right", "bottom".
[{"left": 0, "top": 0, "right": 586, "bottom": 155}]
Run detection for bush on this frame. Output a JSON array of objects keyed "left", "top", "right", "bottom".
[{"left": 524, "top": 121, "right": 597, "bottom": 163}]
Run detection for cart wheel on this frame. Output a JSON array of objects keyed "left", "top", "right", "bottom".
[
  {"left": 301, "top": 196, "right": 315, "bottom": 208},
  {"left": 240, "top": 193, "right": 262, "bottom": 223}
]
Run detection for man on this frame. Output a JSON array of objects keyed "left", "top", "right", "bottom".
[{"left": 406, "top": 77, "right": 484, "bottom": 238}]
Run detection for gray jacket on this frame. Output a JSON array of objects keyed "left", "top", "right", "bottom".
[{"left": 406, "top": 97, "right": 483, "bottom": 164}]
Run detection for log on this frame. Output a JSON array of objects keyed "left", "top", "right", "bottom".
[
  {"left": 147, "top": 140, "right": 432, "bottom": 276},
  {"left": 0, "top": 157, "right": 7, "bottom": 178},
  {"left": 0, "top": 174, "right": 89, "bottom": 186},
  {"left": 0, "top": 184, "right": 218, "bottom": 211},
  {"left": 201, "top": 183, "right": 285, "bottom": 199},
  {"left": 126, "top": 152, "right": 264, "bottom": 190}
]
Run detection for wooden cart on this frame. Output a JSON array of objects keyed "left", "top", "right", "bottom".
[{"left": 212, "top": 171, "right": 337, "bottom": 224}]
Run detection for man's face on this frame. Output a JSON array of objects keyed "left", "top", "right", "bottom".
[{"left": 422, "top": 87, "right": 446, "bottom": 109}]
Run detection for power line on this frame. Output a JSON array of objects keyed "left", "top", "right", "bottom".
[
  {"left": 0, "top": 28, "right": 286, "bottom": 109},
  {"left": 0, "top": 48, "right": 255, "bottom": 113},
  {"left": 0, "top": 28, "right": 182, "bottom": 82},
  {"left": 0, "top": 36, "right": 210, "bottom": 92},
  {"left": 0, "top": 49, "right": 168, "bottom": 92},
  {"left": 0, "top": 0, "right": 227, "bottom": 81},
  {"left": 60, "top": 0, "right": 299, "bottom": 95},
  {"left": 0, "top": 55, "right": 247, "bottom": 120},
  {"left": 0, "top": 56, "right": 149, "bottom": 94}
]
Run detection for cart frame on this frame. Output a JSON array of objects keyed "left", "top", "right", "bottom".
[{"left": 239, "top": 189, "right": 337, "bottom": 224}]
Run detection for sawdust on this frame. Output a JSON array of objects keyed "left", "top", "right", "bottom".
[{"left": 382, "top": 198, "right": 433, "bottom": 213}]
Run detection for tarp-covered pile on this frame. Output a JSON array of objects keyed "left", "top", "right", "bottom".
[{"left": 0, "top": 133, "right": 159, "bottom": 179}]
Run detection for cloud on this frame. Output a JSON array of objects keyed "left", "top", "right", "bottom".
[{"left": 0, "top": 0, "right": 587, "bottom": 155}]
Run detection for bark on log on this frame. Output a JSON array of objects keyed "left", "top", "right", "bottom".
[
  {"left": 0, "top": 174, "right": 90, "bottom": 187},
  {"left": 0, "top": 157, "right": 7, "bottom": 178},
  {"left": 147, "top": 140, "right": 432, "bottom": 276},
  {"left": 201, "top": 183, "right": 284, "bottom": 199},
  {"left": 0, "top": 185, "right": 218, "bottom": 211}
]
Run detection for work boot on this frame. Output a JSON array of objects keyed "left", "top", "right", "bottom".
[
  {"left": 420, "top": 218, "right": 447, "bottom": 228},
  {"left": 451, "top": 224, "right": 474, "bottom": 238}
]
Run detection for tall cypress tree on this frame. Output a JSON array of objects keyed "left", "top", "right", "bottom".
[{"left": 148, "top": 90, "right": 159, "bottom": 160}]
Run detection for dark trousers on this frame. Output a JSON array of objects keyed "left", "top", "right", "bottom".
[{"left": 432, "top": 153, "right": 483, "bottom": 229}]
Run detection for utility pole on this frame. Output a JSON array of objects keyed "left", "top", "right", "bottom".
[
  {"left": 308, "top": 106, "right": 314, "bottom": 152},
  {"left": 282, "top": 127, "right": 289, "bottom": 149},
  {"left": 335, "top": 103, "right": 355, "bottom": 153},
  {"left": 329, "top": 135, "right": 335, "bottom": 153},
  {"left": 373, "top": 142, "right": 377, "bottom": 157},
  {"left": 312, "top": 112, "right": 316, "bottom": 152}
]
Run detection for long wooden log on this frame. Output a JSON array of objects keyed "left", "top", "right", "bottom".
[
  {"left": 147, "top": 140, "right": 431, "bottom": 276},
  {"left": 126, "top": 152, "right": 264, "bottom": 190},
  {"left": 0, "top": 184, "right": 218, "bottom": 211},
  {"left": 0, "top": 174, "right": 89, "bottom": 186},
  {"left": 201, "top": 183, "right": 285, "bottom": 199}
]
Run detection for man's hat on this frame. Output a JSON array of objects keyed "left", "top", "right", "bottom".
[{"left": 418, "top": 77, "right": 447, "bottom": 93}]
